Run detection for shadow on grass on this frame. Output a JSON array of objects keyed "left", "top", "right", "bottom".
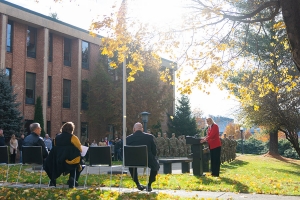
[
  {"left": 192, "top": 175, "right": 250, "bottom": 193},
  {"left": 220, "top": 159, "right": 249, "bottom": 169},
  {"left": 273, "top": 168, "right": 300, "bottom": 178}
]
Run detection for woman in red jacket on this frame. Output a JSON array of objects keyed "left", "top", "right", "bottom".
[{"left": 200, "top": 117, "right": 221, "bottom": 177}]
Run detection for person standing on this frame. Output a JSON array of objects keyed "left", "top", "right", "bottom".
[
  {"left": 127, "top": 122, "right": 160, "bottom": 192},
  {"left": 9, "top": 134, "right": 18, "bottom": 163},
  {"left": 0, "top": 128, "right": 5, "bottom": 146},
  {"left": 23, "top": 123, "right": 49, "bottom": 159},
  {"left": 44, "top": 134, "right": 52, "bottom": 151},
  {"left": 200, "top": 117, "right": 221, "bottom": 177},
  {"left": 18, "top": 134, "right": 25, "bottom": 163}
]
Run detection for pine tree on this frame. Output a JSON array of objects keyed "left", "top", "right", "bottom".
[
  {"left": 33, "top": 96, "right": 45, "bottom": 137},
  {"left": 168, "top": 95, "right": 199, "bottom": 137},
  {"left": 0, "top": 70, "right": 23, "bottom": 138}
]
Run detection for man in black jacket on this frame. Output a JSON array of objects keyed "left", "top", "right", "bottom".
[
  {"left": 23, "top": 123, "right": 48, "bottom": 159},
  {"left": 126, "top": 122, "right": 160, "bottom": 192}
]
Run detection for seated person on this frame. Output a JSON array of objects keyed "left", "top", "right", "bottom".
[
  {"left": 23, "top": 123, "right": 48, "bottom": 160},
  {"left": 44, "top": 122, "right": 84, "bottom": 188}
]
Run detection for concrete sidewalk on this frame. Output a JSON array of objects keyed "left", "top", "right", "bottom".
[{"left": 3, "top": 182, "right": 300, "bottom": 200}]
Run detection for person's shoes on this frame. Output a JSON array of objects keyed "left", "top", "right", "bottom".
[
  {"left": 49, "top": 180, "right": 56, "bottom": 187},
  {"left": 137, "top": 184, "right": 145, "bottom": 191},
  {"left": 146, "top": 185, "right": 152, "bottom": 192}
]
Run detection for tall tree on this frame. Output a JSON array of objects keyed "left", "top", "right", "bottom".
[
  {"left": 0, "top": 70, "right": 23, "bottom": 137},
  {"left": 168, "top": 95, "right": 199, "bottom": 137},
  {"left": 224, "top": 23, "right": 300, "bottom": 156},
  {"left": 88, "top": 56, "right": 173, "bottom": 137},
  {"left": 33, "top": 96, "right": 46, "bottom": 137}
]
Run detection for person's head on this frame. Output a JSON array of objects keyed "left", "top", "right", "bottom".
[
  {"left": 93, "top": 139, "right": 96, "bottom": 143},
  {"left": 147, "top": 129, "right": 151, "bottom": 134},
  {"left": 0, "top": 128, "right": 3, "bottom": 136},
  {"left": 30, "top": 123, "right": 41, "bottom": 136},
  {"left": 206, "top": 117, "right": 215, "bottom": 126},
  {"left": 157, "top": 132, "right": 161, "bottom": 137},
  {"left": 45, "top": 134, "right": 49, "bottom": 139},
  {"left": 223, "top": 133, "right": 227, "bottom": 138},
  {"left": 105, "top": 137, "right": 107, "bottom": 141},
  {"left": 163, "top": 132, "right": 167, "bottom": 138},
  {"left": 11, "top": 134, "right": 16, "bottom": 140},
  {"left": 60, "top": 122, "right": 75, "bottom": 134},
  {"left": 20, "top": 134, "right": 24, "bottom": 139},
  {"left": 172, "top": 133, "right": 175, "bottom": 138},
  {"left": 133, "top": 122, "right": 143, "bottom": 132},
  {"left": 101, "top": 138, "right": 104, "bottom": 142}
]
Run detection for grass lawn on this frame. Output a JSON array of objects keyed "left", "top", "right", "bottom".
[{"left": 0, "top": 154, "right": 299, "bottom": 199}]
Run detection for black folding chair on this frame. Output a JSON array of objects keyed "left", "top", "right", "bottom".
[
  {"left": 0, "top": 146, "right": 21, "bottom": 185},
  {"left": 17, "top": 146, "right": 44, "bottom": 187},
  {"left": 120, "top": 145, "right": 148, "bottom": 191},
  {"left": 84, "top": 146, "right": 118, "bottom": 189}
]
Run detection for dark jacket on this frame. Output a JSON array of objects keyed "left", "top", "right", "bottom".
[
  {"left": 44, "top": 132, "right": 82, "bottom": 180},
  {"left": 23, "top": 132, "right": 48, "bottom": 158},
  {"left": 18, "top": 138, "right": 24, "bottom": 151},
  {"left": 0, "top": 136, "right": 5, "bottom": 146},
  {"left": 126, "top": 130, "right": 160, "bottom": 171}
]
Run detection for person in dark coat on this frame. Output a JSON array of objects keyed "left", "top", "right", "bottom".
[
  {"left": 44, "top": 122, "right": 84, "bottom": 188},
  {"left": 23, "top": 123, "right": 48, "bottom": 159},
  {"left": 126, "top": 122, "right": 160, "bottom": 192},
  {"left": 0, "top": 128, "right": 5, "bottom": 146},
  {"left": 18, "top": 134, "right": 24, "bottom": 163}
]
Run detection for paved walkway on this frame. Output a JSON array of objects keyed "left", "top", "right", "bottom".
[{"left": 6, "top": 163, "right": 298, "bottom": 199}]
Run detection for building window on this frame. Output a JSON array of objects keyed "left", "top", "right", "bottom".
[
  {"left": 27, "top": 26, "right": 37, "bottom": 58},
  {"left": 81, "top": 122, "right": 88, "bottom": 138},
  {"left": 81, "top": 80, "right": 89, "bottom": 110},
  {"left": 47, "top": 76, "right": 52, "bottom": 106},
  {"left": 6, "top": 20, "right": 13, "bottom": 52},
  {"left": 82, "top": 41, "right": 89, "bottom": 69},
  {"left": 25, "top": 72, "right": 36, "bottom": 104},
  {"left": 47, "top": 121, "right": 51, "bottom": 137},
  {"left": 64, "top": 38, "right": 71, "bottom": 66},
  {"left": 48, "top": 33, "right": 53, "bottom": 62},
  {"left": 5, "top": 68, "right": 12, "bottom": 84},
  {"left": 63, "top": 79, "right": 71, "bottom": 108}
]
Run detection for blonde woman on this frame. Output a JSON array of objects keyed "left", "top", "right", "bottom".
[{"left": 10, "top": 134, "right": 18, "bottom": 163}]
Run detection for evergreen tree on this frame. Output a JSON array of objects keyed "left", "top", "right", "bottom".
[
  {"left": 168, "top": 95, "right": 199, "bottom": 137},
  {"left": 0, "top": 69, "right": 23, "bottom": 138},
  {"left": 33, "top": 96, "right": 45, "bottom": 137}
]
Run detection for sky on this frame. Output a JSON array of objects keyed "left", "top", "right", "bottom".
[{"left": 5, "top": 0, "right": 240, "bottom": 119}]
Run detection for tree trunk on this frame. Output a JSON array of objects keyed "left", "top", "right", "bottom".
[
  {"left": 269, "top": 129, "right": 279, "bottom": 155},
  {"left": 281, "top": 0, "right": 300, "bottom": 71}
]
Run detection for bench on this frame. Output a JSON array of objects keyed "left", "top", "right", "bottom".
[{"left": 158, "top": 158, "right": 193, "bottom": 174}]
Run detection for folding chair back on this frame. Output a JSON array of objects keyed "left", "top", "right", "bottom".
[
  {"left": 17, "top": 146, "right": 43, "bottom": 187},
  {"left": 89, "top": 146, "right": 112, "bottom": 166},
  {"left": 22, "top": 146, "right": 43, "bottom": 165},
  {"left": 124, "top": 145, "right": 148, "bottom": 167}
]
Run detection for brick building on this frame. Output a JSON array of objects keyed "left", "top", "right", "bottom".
[{"left": 0, "top": 1, "right": 175, "bottom": 140}]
